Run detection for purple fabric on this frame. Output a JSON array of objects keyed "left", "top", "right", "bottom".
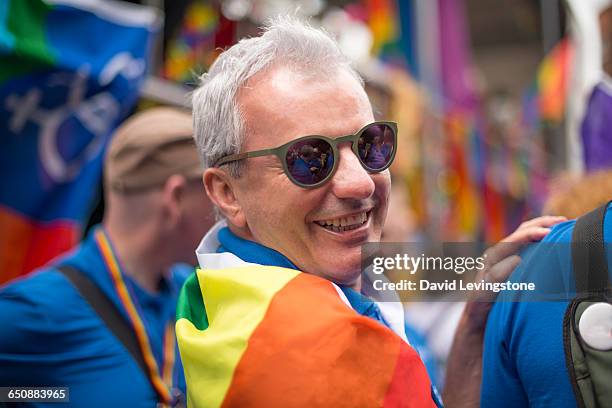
[
  {"left": 581, "top": 82, "right": 612, "bottom": 171},
  {"left": 438, "top": 0, "right": 478, "bottom": 110}
]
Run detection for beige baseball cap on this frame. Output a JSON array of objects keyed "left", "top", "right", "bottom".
[{"left": 104, "top": 107, "right": 202, "bottom": 193}]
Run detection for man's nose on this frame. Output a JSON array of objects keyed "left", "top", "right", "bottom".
[{"left": 330, "top": 145, "right": 375, "bottom": 200}]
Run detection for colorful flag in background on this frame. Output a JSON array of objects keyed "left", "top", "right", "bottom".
[
  {"left": 521, "top": 38, "right": 573, "bottom": 211},
  {"left": 363, "top": 0, "right": 399, "bottom": 56},
  {"left": 522, "top": 38, "right": 572, "bottom": 128},
  {"left": 163, "top": 0, "right": 219, "bottom": 84},
  {"left": 0, "top": 0, "right": 160, "bottom": 284}
]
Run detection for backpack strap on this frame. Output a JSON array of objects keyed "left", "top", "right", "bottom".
[
  {"left": 56, "top": 264, "right": 163, "bottom": 402},
  {"left": 571, "top": 202, "right": 611, "bottom": 294}
]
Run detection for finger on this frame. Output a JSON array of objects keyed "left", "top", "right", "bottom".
[
  {"left": 484, "top": 241, "right": 522, "bottom": 267},
  {"left": 487, "top": 226, "right": 549, "bottom": 263},
  {"left": 517, "top": 216, "right": 566, "bottom": 230},
  {"left": 518, "top": 216, "right": 565, "bottom": 229},
  {"left": 502, "top": 226, "right": 552, "bottom": 243},
  {"left": 487, "top": 254, "right": 521, "bottom": 283},
  {"left": 484, "top": 226, "right": 551, "bottom": 270},
  {"left": 483, "top": 219, "right": 560, "bottom": 274}
]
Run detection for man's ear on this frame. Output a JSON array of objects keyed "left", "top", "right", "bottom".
[
  {"left": 203, "top": 168, "right": 247, "bottom": 228},
  {"left": 161, "top": 174, "right": 188, "bottom": 227}
]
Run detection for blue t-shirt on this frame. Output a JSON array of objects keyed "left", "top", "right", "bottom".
[
  {"left": 0, "top": 227, "right": 189, "bottom": 407},
  {"left": 481, "top": 204, "right": 612, "bottom": 408}
]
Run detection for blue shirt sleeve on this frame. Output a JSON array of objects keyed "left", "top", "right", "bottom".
[
  {"left": 0, "top": 271, "right": 71, "bottom": 385},
  {"left": 481, "top": 300, "right": 529, "bottom": 407}
]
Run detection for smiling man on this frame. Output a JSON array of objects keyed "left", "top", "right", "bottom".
[
  {"left": 175, "top": 17, "right": 561, "bottom": 408},
  {"left": 212, "top": 67, "right": 388, "bottom": 288}
]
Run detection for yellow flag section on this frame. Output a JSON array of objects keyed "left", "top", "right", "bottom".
[{"left": 176, "top": 265, "right": 436, "bottom": 408}]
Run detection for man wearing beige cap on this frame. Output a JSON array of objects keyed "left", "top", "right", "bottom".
[{"left": 0, "top": 107, "right": 213, "bottom": 408}]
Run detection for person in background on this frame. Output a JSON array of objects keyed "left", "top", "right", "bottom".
[
  {"left": 482, "top": 169, "right": 612, "bottom": 407},
  {"left": 581, "top": 2, "right": 612, "bottom": 171},
  {"left": 0, "top": 107, "right": 215, "bottom": 407},
  {"left": 543, "top": 169, "right": 612, "bottom": 219}
]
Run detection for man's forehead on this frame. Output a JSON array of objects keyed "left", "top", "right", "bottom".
[
  {"left": 238, "top": 65, "right": 373, "bottom": 146},
  {"left": 242, "top": 64, "right": 364, "bottom": 98}
]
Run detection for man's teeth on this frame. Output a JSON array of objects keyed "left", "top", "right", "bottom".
[{"left": 315, "top": 212, "right": 368, "bottom": 232}]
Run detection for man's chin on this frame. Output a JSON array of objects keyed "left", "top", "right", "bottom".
[{"left": 318, "top": 262, "right": 362, "bottom": 288}]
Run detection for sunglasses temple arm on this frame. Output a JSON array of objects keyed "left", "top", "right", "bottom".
[{"left": 214, "top": 148, "right": 277, "bottom": 167}]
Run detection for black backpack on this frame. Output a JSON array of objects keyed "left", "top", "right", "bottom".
[{"left": 564, "top": 203, "right": 612, "bottom": 408}]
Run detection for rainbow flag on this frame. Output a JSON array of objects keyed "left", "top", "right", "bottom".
[
  {"left": 0, "top": 0, "right": 159, "bottom": 284},
  {"left": 535, "top": 38, "right": 573, "bottom": 123},
  {"left": 176, "top": 265, "right": 436, "bottom": 407},
  {"left": 363, "top": 0, "right": 399, "bottom": 56},
  {"left": 520, "top": 38, "right": 573, "bottom": 212},
  {"left": 522, "top": 38, "right": 572, "bottom": 133}
]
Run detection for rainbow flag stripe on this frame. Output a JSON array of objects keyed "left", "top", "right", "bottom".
[
  {"left": 176, "top": 266, "right": 435, "bottom": 407},
  {"left": 536, "top": 38, "right": 572, "bottom": 123},
  {"left": 95, "top": 229, "right": 174, "bottom": 403}
]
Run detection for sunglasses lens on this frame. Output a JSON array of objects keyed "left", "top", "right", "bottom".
[
  {"left": 357, "top": 123, "right": 395, "bottom": 170},
  {"left": 285, "top": 138, "right": 334, "bottom": 185}
]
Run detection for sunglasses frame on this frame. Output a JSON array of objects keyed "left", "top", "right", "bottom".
[{"left": 214, "top": 121, "right": 398, "bottom": 189}]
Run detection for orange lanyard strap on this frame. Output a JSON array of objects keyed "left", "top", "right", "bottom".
[
  {"left": 161, "top": 324, "right": 175, "bottom": 387},
  {"left": 95, "top": 229, "right": 174, "bottom": 404}
]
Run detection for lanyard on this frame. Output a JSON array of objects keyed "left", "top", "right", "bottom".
[{"left": 94, "top": 229, "right": 175, "bottom": 405}]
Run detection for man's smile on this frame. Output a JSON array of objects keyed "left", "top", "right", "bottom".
[{"left": 314, "top": 210, "right": 371, "bottom": 233}]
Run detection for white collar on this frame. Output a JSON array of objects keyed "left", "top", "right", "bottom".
[
  {"left": 195, "top": 219, "right": 253, "bottom": 270},
  {"left": 196, "top": 219, "right": 225, "bottom": 255}
]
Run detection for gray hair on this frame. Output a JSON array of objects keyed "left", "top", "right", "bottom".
[{"left": 191, "top": 15, "right": 363, "bottom": 177}]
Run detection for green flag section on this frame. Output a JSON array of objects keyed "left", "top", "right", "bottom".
[
  {"left": 0, "top": 0, "right": 55, "bottom": 83},
  {"left": 176, "top": 266, "right": 437, "bottom": 407}
]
